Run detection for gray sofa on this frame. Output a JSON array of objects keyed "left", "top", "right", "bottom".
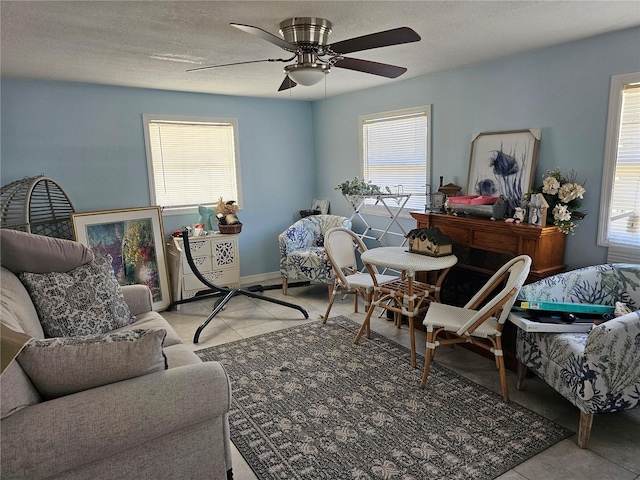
[{"left": 0, "top": 230, "right": 233, "bottom": 479}]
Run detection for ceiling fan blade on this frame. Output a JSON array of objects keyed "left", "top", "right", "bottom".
[
  {"left": 278, "top": 76, "right": 297, "bottom": 91},
  {"left": 187, "top": 57, "right": 292, "bottom": 72},
  {"left": 231, "top": 23, "right": 297, "bottom": 52},
  {"left": 334, "top": 57, "right": 407, "bottom": 78},
  {"left": 329, "top": 27, "right": 420, "bottom": 55}
]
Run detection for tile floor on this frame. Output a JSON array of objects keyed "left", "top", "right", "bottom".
[{"left": 161, "top": 284, "right": 640, "bottom": 480}]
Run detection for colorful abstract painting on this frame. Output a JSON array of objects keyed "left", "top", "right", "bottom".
[{"left": 72, "top": 207, "right": 170, "bottom": 311}]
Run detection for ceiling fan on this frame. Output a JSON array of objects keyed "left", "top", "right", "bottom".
[{"left": 187, "top": 17, "right": 421, "bottom": 91}]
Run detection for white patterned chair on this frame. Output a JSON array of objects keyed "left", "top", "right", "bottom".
[
  {"left": 515, "top": 263, "right": 640, "bottom": 448},
  {"left": 278, "top": 215, "right": 351, "bottom": 294}
]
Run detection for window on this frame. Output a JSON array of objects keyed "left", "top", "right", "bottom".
[
  {"left": 359, "top": 106, "right": 431, "bottom": 212},
  {"left": 142, "top": 114, "right": 242, "bottom": 212},
  {"left": 598, "top": 73, "right": 640, "bottom": 261}
]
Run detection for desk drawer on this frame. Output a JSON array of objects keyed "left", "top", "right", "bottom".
[{"left": 471, "top": 230, "right": 518, "bottom": 255}]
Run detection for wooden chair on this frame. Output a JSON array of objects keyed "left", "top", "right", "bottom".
[
  {"left": 420, "top": 255, "right": 532, "bottom": 401},
  {"left": 322, "top": 227, "right": 396, "bottom": 322}
]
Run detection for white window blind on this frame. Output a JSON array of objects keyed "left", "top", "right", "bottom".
[
  {"left": 360, "top": 106, "right": 430, "bottom": 211},
  {"left": 599, "top": 74, "right": 640, "bottom": 254},
  {"left": 143, "top": 115, "right": 241, "bottom": 211}
]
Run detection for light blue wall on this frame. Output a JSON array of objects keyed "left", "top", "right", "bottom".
[
  {"left": 1, "top": 81, "right": 315, "bottom": 277},
  {"left": 312, "top": 27, "right": 640, "bottom": 270},
  {"left": 2, "top": 27, "right": 639, "bottom": 276}
]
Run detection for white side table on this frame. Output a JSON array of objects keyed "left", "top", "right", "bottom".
[{"left": 167, "top": 233, "right": 240, "bottom": 308}]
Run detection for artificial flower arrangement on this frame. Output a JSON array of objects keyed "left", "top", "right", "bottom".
[{"left": 526, "top": 168, "right": 586, "bottom": 234}]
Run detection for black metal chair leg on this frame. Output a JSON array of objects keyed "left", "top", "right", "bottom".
[
  {"left": 193, "top": 289, "right": 238, "bottom": 344},
  {"left": 181, "top": 231, "right": 309, "bottom": 344},
  {"left": 235, "top": 287, "right": 309, "bottom": 318}
]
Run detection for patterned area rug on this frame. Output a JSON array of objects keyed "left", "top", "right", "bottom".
[{"left": 196, "top": 316, "right": 571, "bottom": 480}]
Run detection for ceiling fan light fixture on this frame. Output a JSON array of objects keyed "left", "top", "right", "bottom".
[
  {"left": 279, "top": 18, "right": 332, "bottom": 46},
  {"left": 284, "top": 63, "right": 329, "bottom": 86}
]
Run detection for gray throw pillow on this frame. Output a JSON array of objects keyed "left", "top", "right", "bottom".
[
  {"left": 17, "top": 329, "right": 167, "bottom": 400},
  {"left": 19, "top": 255, "right": 135, "bottom": 337}
]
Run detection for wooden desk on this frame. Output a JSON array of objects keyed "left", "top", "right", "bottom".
[{"left": 410, "top": 212, "right": 566, "bottom": 282}]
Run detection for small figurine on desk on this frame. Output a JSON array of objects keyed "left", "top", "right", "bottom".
[
  {"left": 505, "top": 207, "right": 526, "bottom": 224},
  {"left": 490, "top": 196, "right": 508, "bottom": 220}
]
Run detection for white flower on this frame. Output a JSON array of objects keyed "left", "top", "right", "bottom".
[
  {"left": 542, "top": 176, "right": 560, "bottom": 195},
  {"left": 558, "top": 183, "right": 586, "bottom": 203},
  {"left": 553, "top": 204, "right": 572, "bottom": 222}
]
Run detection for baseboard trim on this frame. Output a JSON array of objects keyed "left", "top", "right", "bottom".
[{"left": 239, "top": 271, "right": 282, "bottom": 289}]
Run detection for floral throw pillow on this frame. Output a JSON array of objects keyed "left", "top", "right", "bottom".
[
  {"left": 19, "top": 255, "right": 135, "bottom": 338},
  {"left": 17, "top": 329, "right": 167, "bottom": 400}
]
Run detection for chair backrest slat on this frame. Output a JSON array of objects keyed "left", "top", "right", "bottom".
[
  {"left": 457, "top": 255, "right": 532, "bottom": 336},
  {"left": 325, "top": 227, "right": 367, "bottom": 289}
]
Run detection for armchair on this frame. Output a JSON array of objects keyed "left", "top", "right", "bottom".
[
  {"left": 515, "top": 264, "right": 640, "bottom": 448},
  {"left": 278, "top": 215, "right": 351, "bottom": 294}
]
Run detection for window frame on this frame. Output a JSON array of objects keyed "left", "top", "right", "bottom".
[
  {"left": 597, "top": 72, "right": 640, "bottom": 250},
  {"left": 358, "top": 105, "right": 431, "bottom": 217},
  {"left": 142, "top": 114, "right": 242, "bottom": 215}
]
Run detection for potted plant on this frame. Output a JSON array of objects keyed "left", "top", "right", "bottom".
[{"left": 334, "top": 177, "right": 385, "bottom": 196}]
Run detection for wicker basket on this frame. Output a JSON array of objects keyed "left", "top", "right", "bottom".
[
  {"left": 218, "top": 223, "right": 242, "bottom": 234},
  {"left": 1, "top": 175, "right": 76, "bottom": 239}
]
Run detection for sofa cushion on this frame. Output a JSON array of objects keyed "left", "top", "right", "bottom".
[
  {"left": 0, "top": 323, "right": 32, "bottom": 374},
  {"left": 0, "top": 323, "right": 41, "bottom": 419},
  {"left": 17, "top": 329, "right": 167, "bottom": 400},
  {"left": 0, "top": 360, "right": 41, "bottom": 419},
  {"left": 164, "top": 343, "right": 202, "bottom": 369},
  {"left": 0, "top": 229, "right": 94, "bottom": 274},
  {"left": 0, "top": 267, "right": 44, "bottom": 339},
  {"left": 518, "top": 263, "right": 640, "bottom": 309},
  {"left": 19, "top": 255, "right": 135, "bottom": 337},
  {"left": 117, "top": 311, "right": 183, "bottom": 347}
]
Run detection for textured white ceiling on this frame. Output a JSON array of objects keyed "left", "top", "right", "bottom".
[{"left": 2, "top": 1, "right": 639, "bottom": 101}]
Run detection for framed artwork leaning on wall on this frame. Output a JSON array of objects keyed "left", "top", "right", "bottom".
[
  {"left": 467, "top": 129, "right": 541, "bottom": 214},
  {"left": 72, "top": 206, "right": 170, "bottom": 311}
]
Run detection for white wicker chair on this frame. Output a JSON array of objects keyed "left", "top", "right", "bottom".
[
  {"left": 420, "top": 255, "right": 532, "bottom": 401},
  {"left": 322, "top": 227, "right": 396, "bottom": 322}
]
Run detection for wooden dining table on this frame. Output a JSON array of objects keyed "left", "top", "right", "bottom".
[{"left": 355, "top": 247, "right": 457, "bottom": 367}]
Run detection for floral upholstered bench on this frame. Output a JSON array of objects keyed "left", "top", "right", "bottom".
[{"left": 515, "top": 264, "right": 640, "bottom": 448}]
